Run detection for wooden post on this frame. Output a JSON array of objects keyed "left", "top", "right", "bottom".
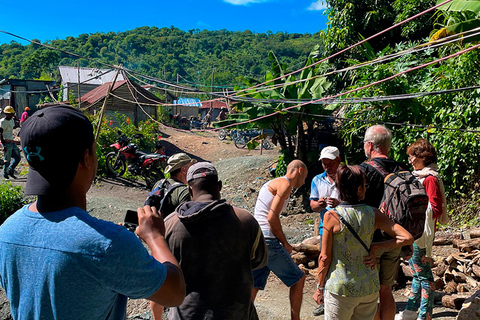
[
  {"left": 94, "top": 67, "right": 121, "bottom": 143},
  {"left": 77, "top": 62, "right": 81, "bottom": 106},
  {"left": 209, "top": 68, "right": 215, "bottom": 117},
  {"left": 260, "top": 129, "right": 264, "bottom": 155}
]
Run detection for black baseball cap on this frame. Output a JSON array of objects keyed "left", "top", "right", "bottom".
[{"left": 20, "top": 105, "right": 94, "bottom": 196}]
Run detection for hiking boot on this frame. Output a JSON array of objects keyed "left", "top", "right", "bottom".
[
  {"left": 395, "top": 310, "right": 417, "bottom": 320},
  {"left": 3, "top": 174, "right": 9, "bottom": 180},
  {"left": 312, "top": 304, "right": 324, "bottom": 316}
]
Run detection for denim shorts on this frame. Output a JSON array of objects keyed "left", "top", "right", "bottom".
[{"left": 253, "top": 238, "right": 305, "bottom": 289}]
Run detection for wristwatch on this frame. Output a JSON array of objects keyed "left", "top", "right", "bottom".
[{"left": 317, "top": 283, "right": 324, "bottom": 290}]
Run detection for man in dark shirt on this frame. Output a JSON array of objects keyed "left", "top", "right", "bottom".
[
  {"left": 160, "top": 162, "right": 268, "bottom": 319},
  {"left": 359, "top": 124, "right": 408, "bottom": 320}
]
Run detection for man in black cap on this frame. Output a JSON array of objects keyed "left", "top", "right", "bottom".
[
  {"left": 0, "top": 105, "right": 185, "bottom": 320},
  {"left": 152, "top": 162, "right": 268, "bottom": 320}
]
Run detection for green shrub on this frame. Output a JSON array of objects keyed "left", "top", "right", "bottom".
[
  {"left": 91, "top": 112, "right": 162, "bottom": 176},
  {"left": 0, "top": 182, "right": 25, "bottom": 223}
]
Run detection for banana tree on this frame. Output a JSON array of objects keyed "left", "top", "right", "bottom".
[
  {"left": 214, "top": 46, "right": 333, "bottom": 163},
  {"left": 431, "top": 0, "right": 480, "bottom": 42}
]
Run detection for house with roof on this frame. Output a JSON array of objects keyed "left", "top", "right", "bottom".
[
  {"left": 79, "top": 79, "right": 162, "bottom": 126},
  {"left": 170, "top": 97, "right": 201, "bottom": 118},
  {"left": 199, "top": 99, "right": 232, "bottom": 121},
  {"left": 0, "top": 78, "right": 55, "bottom": 116},
  {"left": 57, "top": 66, "right": 125, "bottom": 101}
]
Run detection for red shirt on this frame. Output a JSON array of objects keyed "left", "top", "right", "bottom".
[{"left": 423, "top": 175, "right": 443, "bottom": 219}]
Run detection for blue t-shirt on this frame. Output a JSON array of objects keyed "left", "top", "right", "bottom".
[
  {"left": 310, "top": 172, "right": 340, "bottom": 235},
  {"left": 0, "top": 205, "right": 167, "bottom": 320}
]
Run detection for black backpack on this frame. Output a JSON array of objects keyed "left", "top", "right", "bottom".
[
  {"left": 144, "top": 179, "right": 185, "bottom": 217},
  {"left": 368, "top": 161, "right": 428, "bottom": 240}
]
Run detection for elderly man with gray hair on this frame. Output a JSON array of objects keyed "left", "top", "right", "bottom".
[{"left": 359, "top": 124, "right": 408, "bottom": 320}]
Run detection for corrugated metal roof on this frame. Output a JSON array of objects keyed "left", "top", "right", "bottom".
[
  {"left": 200, "top": 100, "right": 229, "bottom": 109},
  {"left": 58, "top": 66, "right": 125, "bottom": 85},
  {"left": 80, "top": 80, "right": 128, "bottom": 106},
  {"left": 174, "top": 97, "right": 201, "bottom": 107}
]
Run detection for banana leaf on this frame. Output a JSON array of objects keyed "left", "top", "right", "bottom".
[{"left": 437, "top": 0, "right": 480, "bottom": 13}]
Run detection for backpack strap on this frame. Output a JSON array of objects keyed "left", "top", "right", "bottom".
[
  {"left": 366, "top": 159, "right": 390, "bottom": 178},
  {"left": 333, "top": 208, "right": 370, "bottom": 253}
]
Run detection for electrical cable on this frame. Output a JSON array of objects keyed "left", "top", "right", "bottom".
[
  {"left": 221, "top": 0, "right": 455, "bottom": 99},
  {"left": 214, "top": 42, "right": 480, "bottom": 132}
]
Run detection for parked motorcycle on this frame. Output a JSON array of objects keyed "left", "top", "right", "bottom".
[
  {"left": 189, "top": 116, "right": 207, "bottom": 130},
  {"left": 106, "top": 131, "right": 167, "bottom": 190}
]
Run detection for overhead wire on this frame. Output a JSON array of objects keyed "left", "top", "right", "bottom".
[
  {"left": 0, "top": 0, "right": 455, "bottom": 101},
  {"left": 215, "top": 42, "right": 480, "bottom": 132},
  {"left": 0, "top": 68, "right": 116, "bottom": 95},
  {"left": 121, "top": 26, "right": 480, "bottom": 104},
  {"left": 220, "top": 0, "right": 455, "bottom": 99},
  {"left": 0, "top": 0, "right": 459, "bottom": 103},
  {"left": 2, "top": 0, "right": 476, "bottom": 135},
  {"left": 231, "top": 27, "right": 480, "bottom": 98}
]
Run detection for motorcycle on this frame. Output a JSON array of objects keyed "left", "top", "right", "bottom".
[
  {"left": 189, "top": 116, "right": 207, "bottom": 130},
  {"left": 106, "top": 131, "right": 168, "bottom": 190}
]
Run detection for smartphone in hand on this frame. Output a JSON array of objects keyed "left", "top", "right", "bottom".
[{"left": 124, "top": 210, "right": 139, "bottom": 233}]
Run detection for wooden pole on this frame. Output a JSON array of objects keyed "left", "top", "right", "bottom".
[
  {"left": 77, "top": 62, "right": 81, "bottom": 106},
  {"left": 209, "top": 68, "right": 214, "bottom": 115},
  {"left": 94, "top": 67, "right": 122, "bottom": 143},
  {"left": 260, "top": 129, "right": 264, "bottom": 155}
]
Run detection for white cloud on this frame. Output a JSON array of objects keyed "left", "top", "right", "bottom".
[
  {"left": 307, "top": 1, "right": 328, "bottom": 11},
  {"left": 223, "top": 0, "right": 263, "bottom": 6},
  {"left": 196, "top": 21, "right": 212, "bottom": 29}
]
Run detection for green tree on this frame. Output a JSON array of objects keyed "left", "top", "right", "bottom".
[
  {"left": 20, "top": 48, "right": 60, "bottom": 79},
  {"left": 216, "top": 47, "right": 332, "bottom": 163}
]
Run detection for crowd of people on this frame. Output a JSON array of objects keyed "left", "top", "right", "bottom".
[{"left": 0, "top": 105, "right": 447, "bottom": 320}]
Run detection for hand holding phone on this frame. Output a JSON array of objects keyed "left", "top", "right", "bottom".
[{"left": 124, "top": 210, "right": 139, "bottom": 233}]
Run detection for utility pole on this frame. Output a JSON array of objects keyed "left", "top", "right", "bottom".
[
  {"left": 209, "top": 68, "right": 215, "bottom": 114},
  {"left": 77, "top": 62, "right": 81, "bottom": 107}
]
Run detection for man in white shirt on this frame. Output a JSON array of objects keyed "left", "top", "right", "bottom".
[
  {"left": 0, "top": 106, "right": 21, "bottom": 180},
  {"left": 309, "top": 146, "right": 341, "bottom": 316}
]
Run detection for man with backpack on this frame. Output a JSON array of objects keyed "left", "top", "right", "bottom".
[
  {"left": 359, "top": 124, "right": 409, "bottom": 320},
  {"left": 145, "top": 153, "right": 196, "bottom": 218},
  {"left": 145, "top": 152, "right": 195, "bottom": 319}
]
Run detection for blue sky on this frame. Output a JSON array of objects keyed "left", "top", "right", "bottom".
[{"left": 0, "top": 0, "right": 328, "bottom": 45}]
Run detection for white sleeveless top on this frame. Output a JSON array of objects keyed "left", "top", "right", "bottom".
[{"left": 254, "top": 177, "right": 290, "bottom": 239}]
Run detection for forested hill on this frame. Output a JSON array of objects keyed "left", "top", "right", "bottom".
[{"left": 0, "top": 26, "right": 323, "bottom": 86}]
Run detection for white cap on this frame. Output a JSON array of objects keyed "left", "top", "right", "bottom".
[{"left": 319, "top": 146, "right": 340, "bottom": 160}]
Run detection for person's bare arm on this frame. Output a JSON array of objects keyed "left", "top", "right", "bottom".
[
  {"left": 267, "top": 180, "right": 292, "bottom": 252},
  {"left": 310, "top": 198, "right": 327, "bottom": 212},
  {"left": 313, "top": 210, "right": 339, "bottom": 304},
  {"left": 136, "top": 206, "right": 185, "bottom": 307},
  {"left": 364, "top": 209, "right": 414, "bottom": 269},
  {"left": 373, "top": 209, "right": 414, "bottom": 249}
]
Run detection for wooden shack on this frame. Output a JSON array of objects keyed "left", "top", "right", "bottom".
[
  {"left": 0, "top": 79, "right": 55, "bottom": 115},
  {"left": 80, "top": 80, "right": 163, "bottom": 127}
]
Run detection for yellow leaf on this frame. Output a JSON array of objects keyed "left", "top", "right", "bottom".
[{"left": 430, "top": 28, "right": 448, "bottom": 42}]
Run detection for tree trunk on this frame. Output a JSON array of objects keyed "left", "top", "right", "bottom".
[{"left": 296, "top": 115, "right": 307, "bottom": 162}]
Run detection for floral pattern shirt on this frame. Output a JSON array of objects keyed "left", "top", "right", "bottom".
[{"left": 325, "top": 204, "right": 380, "bottom": 297}]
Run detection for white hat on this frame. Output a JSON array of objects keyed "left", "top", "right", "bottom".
[{"left": 319, "top": 146, "right": 340, "bottom": 160}]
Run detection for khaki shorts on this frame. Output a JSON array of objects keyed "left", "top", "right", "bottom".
[
  {"left": 375, "top": 247, "right": 401, "bottom": 286},
  {"left": 324, "top": 290, "right": 379, "bottom": 320}
]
